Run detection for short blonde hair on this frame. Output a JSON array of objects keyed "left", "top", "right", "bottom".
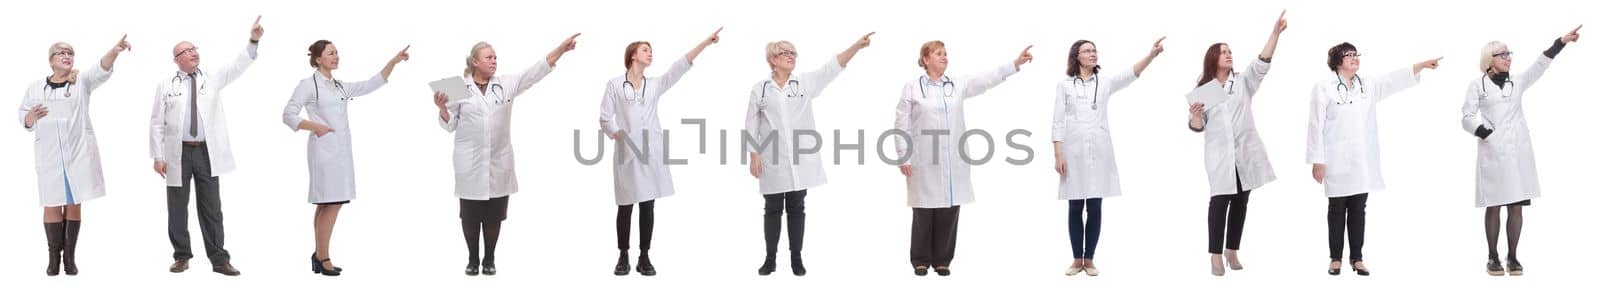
[
  {"left": 1480, "top": 41, "right": 1508, "bottom": 74},
  {"left": 464, "top": 42, "right": 493, "bottom": 77},
  {"left": 48, "top": 42, "right": 73, "bottom": 59},
  {"left": 764, "top": 41, "right": 795, "bottom": 69},
  {"left": 918, "top": 41, "right": 945, "bottom": 68}
]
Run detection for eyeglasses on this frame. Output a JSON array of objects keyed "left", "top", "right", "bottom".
[
  {"left": 776, "top": 50, "right": 798, "bottom": 58},
  {"left": 174, "top": 47, "right": 198, "bottom": 58},
  {"left": 1342, "top": 52, "right": 1362, "bottom": 58},
  {"left": 52, "top": 50, "right": 75, "bottom": 57},
  {"left": 1492, "top": 51, "right": 1513, "bottom": 60}
]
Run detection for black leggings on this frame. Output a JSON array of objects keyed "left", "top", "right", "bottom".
[
  {"left": 1328, "top": 193, "right": 1368, "bottom": 262},
  {"left": 763, "top": 190, "right": 807, "bottom": 258},
  {"left": 617, "top": 200, "right": 656, "bottom": 253},
  {"left": 460, "top": 197, "right": 508, "bottom": 265},
  {"left": 1207, "top": 174, "right": 1250, "bottom": 254}
]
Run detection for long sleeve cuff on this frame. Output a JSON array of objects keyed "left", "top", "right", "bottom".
[{"left": 1544, "top": 38, "right": 1566, "bottom": 58}]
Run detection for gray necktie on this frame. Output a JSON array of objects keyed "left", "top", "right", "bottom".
[{"left": 188, "top": 73, "right": 198, "bottom": 137}]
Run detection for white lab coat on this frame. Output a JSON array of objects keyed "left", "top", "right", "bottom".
[
  {"left": 1461, "top": 55, "right": 1554, "bottom": 207},
  {"left": 149, "top": 45, "right": 257, "bottom": 187},
  {"left": 439, "top": 59, "right": 554, "bottom": 200},
  {"left": 1306, "top": 69, "right": 1420, "bottom": 198},
  {"left": 1052, "top": 69, "right": 1138, "bottom": 200},
  {"left": 600, "top": 58, "right": 693, "bottom": 205},
  {"left": 895, "top": 64, "right": 1019, "bottom": 208},
  {"left": 744, "top": 58, "right": 845, "bottom": 195},
  {"left": 20, "top": 65, "right": 113, "bottom": 207},
  {"left": 1193, "top": 58, "right": 1276, "bottom": 196},
  {"left": 282, "top": 73, "right": 388, "bottom": 203}
]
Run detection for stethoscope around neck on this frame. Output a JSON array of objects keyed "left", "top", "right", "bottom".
[
  {"left": 169, "top": 72, "right": 207, "bottom": 97},
  {"left": 474, "top": 81, "right": 508, "bottom": 104},
  {"left": 918, "top": 75, "right": 955, "bottom": 98},
  {"left": 758, "top": 77, "right": 803, "bottom": 105},
  {"left": 1072, "top": 74, "right": 1101, "bottom": 110},
  {"left": 311, "top": 73, "right": 351, "bottom": 104},
  {"left": 621, "top": 78, "right": 647, "bottom": 102},
  {"left": 43, "top": 77, "right": 73, "bottom": 99},
  {"left": 1333, "top": 73, "right": 1366, "bottom": 105},
  {"left": 1479, "top": 73, "right": 1515, "bottom": 97}
]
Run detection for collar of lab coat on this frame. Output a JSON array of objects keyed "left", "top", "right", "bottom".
[
  {"left": 313, "top": 71, "right": 337, "bottom": 85},
  {"left": 1071, "top": 73, "right": 1099, "bottom": 85},
  {"left": 459, "top": 74, "right": 502, "bottom": 95},
  {"left": 174, "top": 70, "right": 204, "bottom": 80},
  {"left": 920, "top": 74, "right": 951, "bottom": 87}
]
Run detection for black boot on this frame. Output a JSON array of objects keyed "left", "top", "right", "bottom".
[
  {"left": 790, "top": 254, "right": 807, "bottom": 276},
  {"left": 635, "top": 252, "right": 657, "bottom": 276},
  {"left": 613, "top": 251, "right": 630, "bottom": 276},
  {"left": 45, "top": 222, "right": 64, "bottom": 276},
  {"left": 63, "top": 220, "right": 80, "bottom": 276},
  {"left": 757, "top": 255, "right": 776, "bottom": 276}
]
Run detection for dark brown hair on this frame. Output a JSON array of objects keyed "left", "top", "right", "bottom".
[
  {"left": 1326, "top": 42, "right": 1358, "bottom": 71},
  {"left": 1197, "top": 43, "right": 1227, "bottom": 87},
  {"left": 1067, "top": 40, "right": 1099, "bottom": 77},
  {"left": 308, "top": 40, "right": 333, "bottom": 68},
  {"left": 624, "top": 41, "right": 651, "bottom": 69}
]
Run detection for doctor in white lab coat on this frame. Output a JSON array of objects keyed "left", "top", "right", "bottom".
[
  {"left": 895, "top": 40, "right": 1032, "bottom": 276},
  {"left": 282, "top": 40, "right": 409, "bottom": 275},
  {"left": 431, "top": 34, "right": 578, "bottom": 276},
  {"left": 744, "top": 32, "right": 872, "bottom": 276},
  {"left": 1185, "top": 11, "right": 1285, "bottom": 277},
  {"left": 20, "top": 36, "right": 128, "bottom": 277},
  {"left": 1461, "top": 26, "right": 1580, "bottom": 276},
  {"left": 1307, "top": 42, "right": 1441, "bottom": 276},
  {"left": 148, "top": 17, "right": 262, "bottom": 276},
  {"left": 599, "top": 28, "right": 720, "bottom": 277},
  {"left": 1052, "top": 37, "right": 1163, "bottom": 276}
]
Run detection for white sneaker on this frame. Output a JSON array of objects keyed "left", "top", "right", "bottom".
[
  {"left": 1084, "top": 266, "right": 1100, "bottom": 276},
  {"left": 1065, "top": 265, "right": 1083, "bottom": 276}
]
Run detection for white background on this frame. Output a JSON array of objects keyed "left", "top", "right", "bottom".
[{"left": 1, "top": 0, "right": 1594, "bottom": 284}]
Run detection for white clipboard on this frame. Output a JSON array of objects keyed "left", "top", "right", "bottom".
[
  {"left": 38, "top": 100, "right": 75, "bottom": 122},
  {"left": 428, "top": 77, "right": 472, "bottom": 102},
  {"left": 1186, "top": 81, "right": 1228, "bottom": 109}
]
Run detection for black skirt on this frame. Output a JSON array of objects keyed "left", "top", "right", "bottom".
[
  {"left": 1495, "top": 199, "right": 1532, "bottom": 207},
  {"left": 459, "top": 196, "right": 510, "bottom": 222}
]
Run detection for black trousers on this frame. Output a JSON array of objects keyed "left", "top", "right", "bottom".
[
  {"left": 1328, "top": 193, "right": 1368, "bottom": 262},
  {"left": 167, "top": 143, "right": 230, "bottom": 265},
  {"left": 763, "top": 190, "right": 806, "bottom": 258},
  {"left": 1207, "top": 173, "right": 1249, "bottom": 254},
  {"left": 617, "top": 200, "right": 656, "bottom": 252},
  {"left": 910, "top": 206, "right": 960, "bottom": 267}
]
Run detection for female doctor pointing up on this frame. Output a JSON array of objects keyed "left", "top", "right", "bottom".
[
  {"left": 895, "top": 40, "right": 1032, "bottom": 277},
  {"left": 19, "top": 35, "right": 130, "bottom": 277},
  {"left": 1461, "top": 25, "right": 1580, "bottom": 277},
  {"left": 600, "top": 28, "right": 721, "bottom": 277},
  {"left": 1052, "top": 36, "right": 1164, "bottom": 277},
  {"left": 744, "top": 32, "right": 873, "bottom": 276},
  {"left": 432, "top": 34, "right": 579, "bottom": 276},
  {"left": 1185, "top": 10, "right": 1285, "bottom": 277},
  {"left": 281, "top": 40, "right": 409, "bottom": 276},
  {"left": 1306, "top": 42, "right": 1442, "bottom": 276}
]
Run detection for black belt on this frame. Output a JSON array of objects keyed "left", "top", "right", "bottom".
[{"left": 183, "top": 141, "right": 206, "bottom": 147}]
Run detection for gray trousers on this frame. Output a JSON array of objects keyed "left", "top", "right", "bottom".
[{"left": 167, "top": 143, "right": 230, "bottom": 265}]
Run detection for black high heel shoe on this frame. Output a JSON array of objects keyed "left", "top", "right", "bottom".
[
  {"left": 1352, "top": 260, "right": 1370, "bottom": 276},
  {"left": 464, "top": 262, "right": 480, "bottom": 276},
  {"left": 635, "top": 255, "right": 657, "bottom": 276},
  {"left": 481, "top": 262, "right": 497, "bottom": 276},
  {"left": 613, "top": 252, "right": 630, "bottom": 276},
  {"left": 1328, "top": 260, "right": 1341, "bottom": 276},
  {"left": 310, "top": 254, "right": 341, "bottom": 276}
]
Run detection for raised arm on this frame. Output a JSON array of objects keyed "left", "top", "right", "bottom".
[
  {"left": 378, "top": 45, "right": 410, "bottom": 81},
  {"left": 1259, "top": 10, "right": 1287, "bottom": 61},
  {"left": 836, "top": 32, "right": 874, "bottom": 67},
  {"left": 1131, "top": 36, "right": 1165, "bottom": 77},
  {"left": 684, "top": 27, "right": 722, "bottom": 64},
  {"left": 99, "top": 34, "right": 131, "bottom": 73},
  {"left": 1521, "top": 25, "right": 1581, "bottom": 89},
  {"left": 958, "top": 45, "right": 1029, "bottom": 98},
  {"left": 213, "top": 16, "right": 262, "bottom": 89}
]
